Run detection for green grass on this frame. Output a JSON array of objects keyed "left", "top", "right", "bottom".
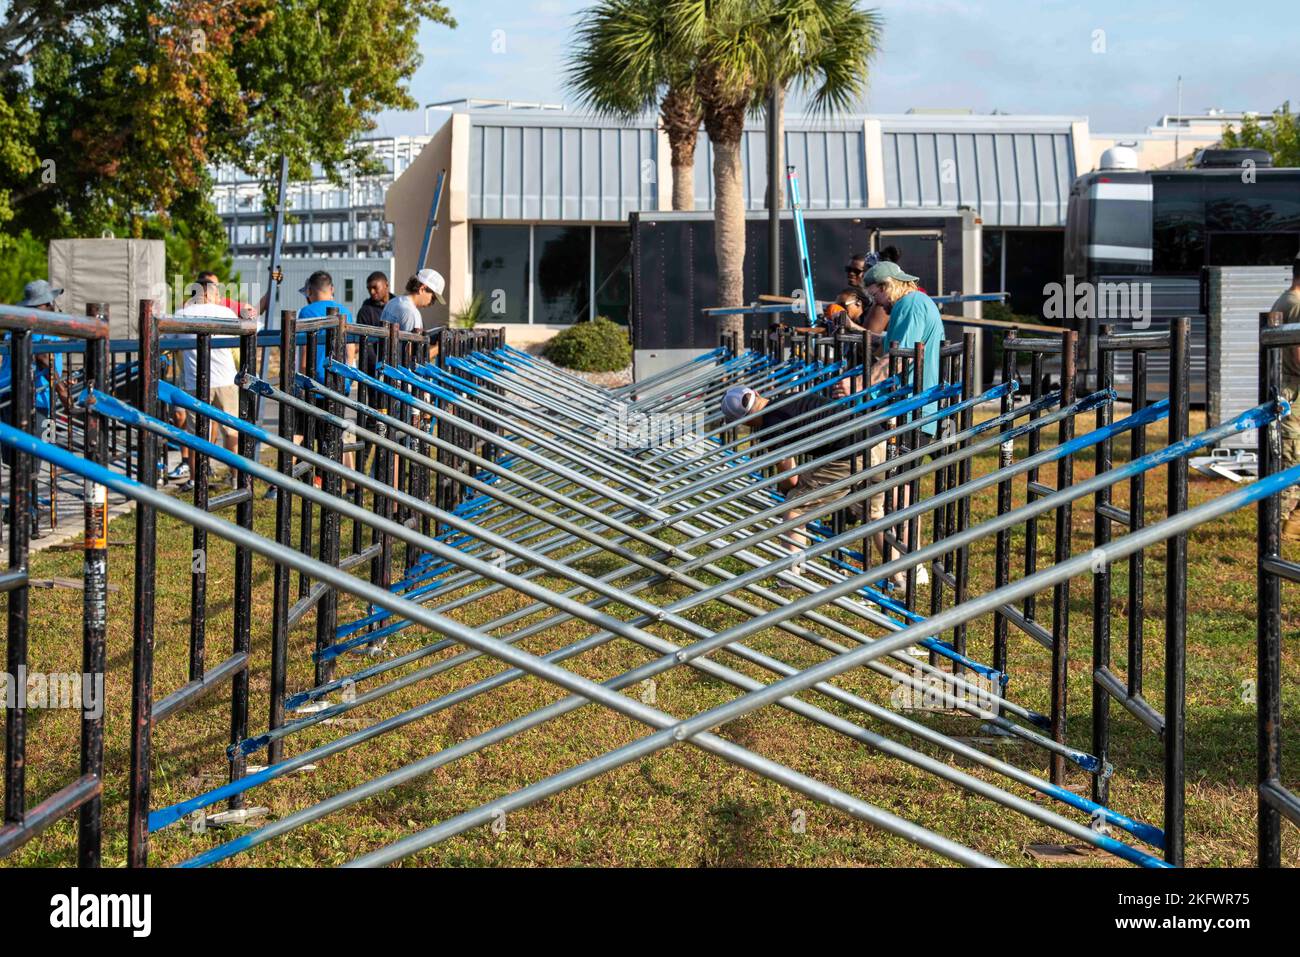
[{"left": 2, "top": 411, "right": 1298, "bottom": 868}]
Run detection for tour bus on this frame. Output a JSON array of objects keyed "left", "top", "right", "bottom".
[{"left": 1064, "top": 146, "right": 1300, "bottom": 395}]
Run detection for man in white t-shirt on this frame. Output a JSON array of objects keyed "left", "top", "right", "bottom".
[{"left": 170, "top": 272, "right": 253, "bottom": 490}]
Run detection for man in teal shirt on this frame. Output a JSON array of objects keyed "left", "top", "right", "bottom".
[
  {"left": 863, "top": 260, "right": 945, "bottom": 436},
  {"left": 861, "top": 260, "right": 945, "bottom": 595}
]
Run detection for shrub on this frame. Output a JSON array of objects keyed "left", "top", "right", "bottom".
[
  {"left": 452, "top": 292, "right": 483, "bottom": 329},
  {"left": 543, "top": 316, "right": 631, "bottom": 372}
]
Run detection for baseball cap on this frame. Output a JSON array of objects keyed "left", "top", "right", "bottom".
[
  {"left": 863, "top": 261, "right": 919, "bottom": 285},
  {"left": 721, "top": 386, "right": 757, "bottom": 423},
  {"left": 18, "top": 279, "right": 62, "bottom": 308},
  {"left": 415, "top": 268, "right": 446, "bottom": 304}
]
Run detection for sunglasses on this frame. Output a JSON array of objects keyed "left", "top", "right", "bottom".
[{"left": 845, "top": 265, "right": 864, "bottom": 274}]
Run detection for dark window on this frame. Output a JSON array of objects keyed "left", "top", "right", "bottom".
[
  {"left": 982, "top": 229, "right": 1004, "bottom": 293},
  {"left": 594, "top": 226, "right": 631, "bottom": 324},
  {"left": 1003, "top": 229, "right": 1065, "bottom": 320},
  {"left": 1155, "top": 172, "right": 1300, "bottom": 273},
  {"left": 1152, "top": 175, "right": 1205, "bottom": 274},
  {"left": 1204, "top": 176, "right": 1300, "bottom": 234},
  {"left": 472, "top": 224, "right": 530, "bottom": 323},
  {"left": 1206, "top": 232, "right": 1300, "bottom": 267},
  {"left": 534, "top": 225, "right": 590, "bottom": 324}
]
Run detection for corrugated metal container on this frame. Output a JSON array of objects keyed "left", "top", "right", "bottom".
[
  {"left": 231, "top": 256, "right": 396, "bottom": 326},
  {"left": 1098, "top": 275, "right": 1206, "bottom": 405},
  {"left": 1206, "top": 266, "right": 1293, "bottom": 449}
]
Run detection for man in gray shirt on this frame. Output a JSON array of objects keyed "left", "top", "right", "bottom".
[{"left": 381, "top": 267, "right": 445, "bottom": 333}]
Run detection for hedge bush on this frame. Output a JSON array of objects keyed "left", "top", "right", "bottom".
[{"left": 542, "top": 316, "right": 631, "bottom": 372}]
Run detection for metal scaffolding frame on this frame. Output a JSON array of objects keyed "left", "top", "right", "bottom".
[{"left": 1, "top": 304, "right": 1296, "bottom": 868}]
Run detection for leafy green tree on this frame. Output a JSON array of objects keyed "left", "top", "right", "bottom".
[
  {"left": 0, "top": 229, "right": 49, "bottom": 304},
  {"left": 0, "top": 0, "right": 454, "bottom": 262},
  {"left": 1222, "top": 102, "right": 1300, "bottom": 168}
]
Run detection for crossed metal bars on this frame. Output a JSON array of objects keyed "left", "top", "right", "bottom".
[{"left": 0, "top": 302, "right": 1296, "bottom": 868}]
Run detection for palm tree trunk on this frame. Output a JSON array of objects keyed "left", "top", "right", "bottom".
[
  {"left": 712, "top": 133, "right": 746, "bottom": 342},
  {"left": 671, "top": 144, "right": 695, "bottom": 211},
  {"left": 662, "top": 85, "right": 701, "bottom": 211}
]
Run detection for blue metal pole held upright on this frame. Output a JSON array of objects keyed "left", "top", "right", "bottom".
[{"left": 785, "top": 167, "right": 818, "bottom": 321}]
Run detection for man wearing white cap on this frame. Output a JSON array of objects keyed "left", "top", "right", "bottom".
[
  {"left": 381, "top": 268, "right": 445, "bottom": 334},
  {"left": 721, "top": 382, "right": 860, "bottom": 584}
]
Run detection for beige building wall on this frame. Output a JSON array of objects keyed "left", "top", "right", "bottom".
[
  {"left": 385, "top": 112, "right": 563, "bottom": 349},
  {"left": 383, "top": 112, "right": 466, "bottom": 329}
]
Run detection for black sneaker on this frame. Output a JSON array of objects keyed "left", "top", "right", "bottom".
[{"left": 178, "top": 479, "right": 195, "bottom": 494}]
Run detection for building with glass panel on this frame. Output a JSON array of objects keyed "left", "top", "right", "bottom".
[
  {"left": 385, "top": 102, "right": 1100, "bottom": 336},
  {"left": 214, "top": 103, "right": 1261, "bottom": 337}
]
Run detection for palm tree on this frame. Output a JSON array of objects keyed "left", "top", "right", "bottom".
[
  {"left": 566, "top": 0, "right": 706, "bottom": 210},
  {"left": 697, "top": 0, "right": 882, "bottom": 340}
]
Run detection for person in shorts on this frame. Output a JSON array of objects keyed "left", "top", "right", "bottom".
[
  {"left": 173, "top": 272, "right": 248, "bottom": 490},
  {"left": 721, "top": 379, "right": 859, "bottom": 572}
]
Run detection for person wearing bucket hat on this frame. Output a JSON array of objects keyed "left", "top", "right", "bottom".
[
  {"left": 3, "top": 280, "right": 73, "bottom": 537},
  {"left": 13, "top": 280, "right": 72, "bottom": 415},
  {"left": 860, "top": 258, "right": 943, "bottom": 594},
  {"left": 18, "top": 278, "right": 62, "bottom": 308},
  {"left": 861, "top": 259, "right": 944, "bottom": 435}
]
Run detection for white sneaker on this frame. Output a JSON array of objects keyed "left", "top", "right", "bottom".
[{"left": 916, "top": 563, "right": 929, "bottom": 588}]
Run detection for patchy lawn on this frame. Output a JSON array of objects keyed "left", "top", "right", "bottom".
[{"left": 2, "top": 411, "right": 1297, "bottom": 867}]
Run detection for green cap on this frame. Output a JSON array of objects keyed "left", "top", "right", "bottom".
[{"left": 862, "top": 260, "right": 919, "bottom": 285}]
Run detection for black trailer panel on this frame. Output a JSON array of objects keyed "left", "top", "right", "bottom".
[{"left": 631, "top": 208, "right": 975, "bottom": 353}]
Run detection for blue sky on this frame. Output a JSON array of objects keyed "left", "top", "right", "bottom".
[{"left": 371, "top": 0, "right": 1295, "bottom": 137}]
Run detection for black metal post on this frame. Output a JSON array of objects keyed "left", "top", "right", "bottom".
[
  {"left": 127, "top": 298, "right": 159, "bottom": 867},
  {"left": 4, "top": 328, "right": 32, "bottom": 828},
  {"left": 1257, "top": 310, "right": 1285, "bottom": 868},
  {"left": 78, "top": 305, "right": 110, "bottom": 867},
  {"left": 1163, "top": 316, "right": 1190, "bottom": 865},
  {"left": 189, "top": 332, "right": 211, "bottom": 683},
  {"left": 228, "top": 322, "right": 257, "bottom": 805},
  {"left": 269, "top": 311, "right": 297, "bottom": 762}
]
